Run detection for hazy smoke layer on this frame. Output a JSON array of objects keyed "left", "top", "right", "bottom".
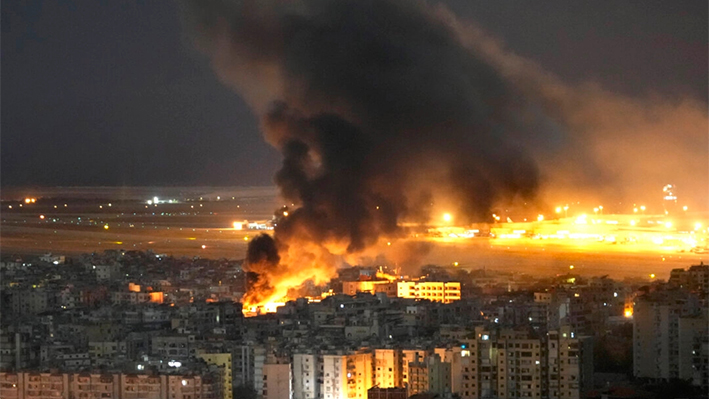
[
  {"left": 183, "top": 0, "right": 707, "bottom": 304},
  {"left": 447, "top": 18, "right": 708, "bottom": 207}
]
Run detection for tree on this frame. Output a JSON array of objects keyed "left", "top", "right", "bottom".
[{"left": 233, "top": 384, "right": 257, "bottom": 399}]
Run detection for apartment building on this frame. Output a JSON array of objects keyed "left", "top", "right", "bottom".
[
  {"left": 261, "top": 363, "right": 290, "bottom": 399},
  {"left": 407, "top": 354, "right": 451, "bottom": 397},
  {"left": 396, "top": 282, "right": 461, "bottom": 303},
  {"left": 366, "top": 387, "right": 406, "bottom": 399},
  {"left": 455, "top": 326, "right": 592, "bottom": 399},
  {"left": 0, "top": 371, "right": 221, "bottom": 399},
  {"left": 292, "top": 353, "right": 319, "bottom": 399},
  {"left": 152, "top": 335, "right": 196, "bottom": 359},
  {"left": 400, "top": 349, "right": 431, "bottom": 391},
  {"left": 374, "top": 349, "right": 401, "bottom": 388},
  {"left": 342, "top": 281, "right": 397, "bottom": 297},
  {"left": 197, "top": 352, "right": 233, "bottom": 399},
  {"left": 633, "top": 290, "right": 705, "bottom": 381},
  {"left": 669, "top": 264, "right": 709, "bottom": 292},
  {"left": 293, "top": 350, "right": 373, "bottom": 399}
]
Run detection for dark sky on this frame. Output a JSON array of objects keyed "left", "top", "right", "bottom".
[{"left": 2, "top": 0, "right": 706, "bottom": 187}]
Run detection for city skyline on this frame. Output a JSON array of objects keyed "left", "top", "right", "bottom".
[{"left": 1, "top": 2, "right": 708, "bottom": 398}]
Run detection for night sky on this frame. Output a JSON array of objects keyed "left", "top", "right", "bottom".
[{"left": 2, "top": 0, "right": 706, "bottom": 187}]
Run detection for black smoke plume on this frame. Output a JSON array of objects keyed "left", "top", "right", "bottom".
[
  {"left": 184, "top": 0, "right": 555, "bottom": 302},
  {"left": 243, "top": 233, "right": 280, "bottom": 304}
]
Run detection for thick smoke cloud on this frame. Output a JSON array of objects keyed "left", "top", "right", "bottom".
[
  {"left": 184, "top": 0, "right": 547, "bottom": 303},
  {"left": 183, "top": 0, "right": 707, "bottom": 304}
]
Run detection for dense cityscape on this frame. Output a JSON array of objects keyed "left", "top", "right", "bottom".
[
  {"left": 2, "top": 0, "right": 707, "bottom": 399},
  {"left": 1, "top": 236, "right": 707, "bottom": 398}
]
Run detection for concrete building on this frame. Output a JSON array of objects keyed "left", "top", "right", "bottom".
[
  {"left": 456, "top": 326, "right": 592, "bottom": 399},
  {"left": 7, "top": 288, "right": 50, "bottom": 315},
  {"left": 406, "top": 354, "right": 451, "bottom": 396},
  {"left": 197, "top": 352, "right": 233, "bottom": 399},
  {"left": 93, "top": 263, "right": 122, "bottom": 281},
  {"left": 401, "top": 349, "right": 430, "bottom": 391},
  {"left": 166, "top": 374, "right": 221, "bottom": 399},
  {"left": 366, "top": 387, "right": 406, "bottom": 399},
  {"left": 546, "top": 326, "right": 594, "bottom": 399},
  {"left": 88, "top": 340, "right": 127, "bottom": 366},
  {"left": 112, "top": 291, "right": 164, "bottom": 305},
  {"left": 633, "top": 290, "right": 704, "bottom": 381},
  {"left": 298, "top": 350, "right": 373, "bottom": 399},
  {"left": 0, "top": 331, "right": 39, "bottom": 370},
  {"left": 152, "top": 335, "right": 196, "bottom": 359},
  {"left": 407, "top": 360, "right": 429, "bottom": 396},
  {"left": 118, "top": 373, "right": 164, "bottom": 399},
  {"left": 342, "top": 281, "right": 397, "bottom": 297},
  {"left": 232, "top": 345, "right": 255, "bottom": 388},
  {"left": 0, "top": 371, "right": 221, "bottom": 399},
  {"left": 669, "top": 264, "right": 709, "bottom": 292},
  {"left": 396, "top": 282, "right": 461, "bottom": 303},
  {"left": 678, "top": 316, "right": 709, "bottom": 389},
  {"left": 261, "top": 363, "right": 290, "bottom": 399},
  {"left": 292, "top": 353, "right": 319, "bottom": 399},
  {"left": 374, "top": 349, "right": 402, "bottom": 388},
  {"left": 426, "top": 354, "right": 452, "bottom": 396},
  {"left": 71, "top": 374, "right": 121, "bottom": 399}
]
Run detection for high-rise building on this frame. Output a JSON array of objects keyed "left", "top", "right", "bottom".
[
  {"left": 546, "top": 326, "right": 594, "bottom": 399},
  {"left": 633, "top": 289, "right": 706, "bottom": 382},
  {"left": 401, "top": 349, "right": 431, "bottom": 391},
  {"left": 292, "top": 353, "right": 319, "bottom": 399},
  {"left": 232, "top": 344, "right": 255, "bottom": 388},
  {"left": 669, "top": 264, "right": 709, "bottom": 292},
  {"left": 456, "top": 326, "right": 592, "bottom": 399},
  {"left": 261, "top": 363, "right": 291, "bottom": 399},
  {"left": 293, "top": 350, "right": 373, "bottom": 399},
  {"left": 374, "top": 349, "right": 402, "bottom": 388}
]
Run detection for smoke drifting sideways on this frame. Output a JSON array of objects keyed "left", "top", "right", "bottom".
[
  {"left": 446, "top": 17, "right": 708, "bottom": 207},
  {"left": 182, "top": 0, "right": 708, "bottom": 305}
]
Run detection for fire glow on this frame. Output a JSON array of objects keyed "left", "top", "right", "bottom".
[{"left": 185, "top": 0, "right": 709, "bottom": 316}]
